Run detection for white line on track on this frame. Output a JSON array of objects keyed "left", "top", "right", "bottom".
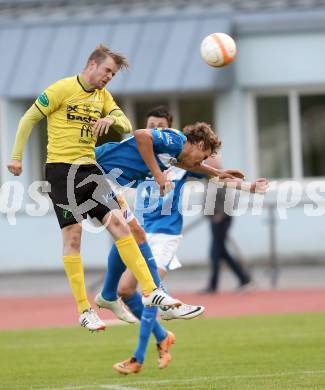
[{"left": 39, "top": 369, "right": 325, "bottom": 390}]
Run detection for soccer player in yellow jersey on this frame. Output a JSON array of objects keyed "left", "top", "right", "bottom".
[{"left": 7, "top": 44, "right": 182, "bottom": 331}]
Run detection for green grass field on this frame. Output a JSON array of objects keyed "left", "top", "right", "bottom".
[{"left": 1, "top": 313, "right": 325, "bottom": 390}]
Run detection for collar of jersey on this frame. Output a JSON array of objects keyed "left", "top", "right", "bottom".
[{"left": 77, "top": 74, "right": 96, "bottom": 93}]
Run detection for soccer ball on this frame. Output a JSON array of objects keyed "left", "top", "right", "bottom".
[{"left": 200, "top": 32, "right": 237, "bottom": 67}]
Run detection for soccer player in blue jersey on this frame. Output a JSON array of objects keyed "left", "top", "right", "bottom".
[
  {"left": 94, "top": 119, "right": 222, "bottom": 372},
  {"left": 133, "top": 107, "right": 208, "bottom": 321},
  {"left": 94, "top": 109, "right": 268, "bottom": 374},
  {"left": 121, "top": 108, "right": 207, "bottom": 321}
]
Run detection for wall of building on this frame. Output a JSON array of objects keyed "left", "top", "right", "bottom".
[
  {"left": 236, "top": 32, "right": 325, "bottom": 89},
  {"left": 1, "top": 30, "right": 325, "bottom": 272},
  {"left": 215, "top": 31, "right": 325, "bottom": 264}
]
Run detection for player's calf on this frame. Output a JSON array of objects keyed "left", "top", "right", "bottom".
[{"left": 95, "top": 293, "right": 137, "bottom": 323}]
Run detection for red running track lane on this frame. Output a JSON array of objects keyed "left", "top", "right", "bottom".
[{"left": 1, "top": 289, "right": 325, "bottom": 331}]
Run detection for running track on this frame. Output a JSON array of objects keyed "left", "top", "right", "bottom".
[{"left": 1, "top": 288, "right": 325, "bottom": 330}]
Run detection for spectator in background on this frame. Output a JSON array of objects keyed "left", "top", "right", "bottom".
[{"left": 202, "top": 186, "right": 252, "bottom": 294}]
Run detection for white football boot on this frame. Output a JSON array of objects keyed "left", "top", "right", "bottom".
[
  {"left": 142, "top": 287, "right": 182, "bottom": 309},
  {"left": 160, "top": 304, "right": 205, "bottom": 321},
  {"left": 95, "top": 293, "right": 137, "bottom": 324},
  {"left": 79, "top": 308, "right": 106, "bottom": 331}
]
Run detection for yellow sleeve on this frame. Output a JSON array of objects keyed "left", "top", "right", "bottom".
[
  {"left": 11, "top": 104, "right": 45, "bottom": 160},
  {"left": 34, "top": 79, "right": 66, "bottom": 116},
  {"left": 102, "top": 90, "right": 131, "bottom": 134},
  {"left": 107, "top": 108, "right": 132, "bottom": 135}
]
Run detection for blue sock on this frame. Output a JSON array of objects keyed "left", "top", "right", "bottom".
[
  {"left": 124, "top": 291, "right": 167, "bottom": 344},
  {"left": 123, "top": 241, "right": 167, "bottom": 361},
  {"left": 101, "top": 244, "right": 126, "bottom": 301},
  {"left": 134, "top": 306, "right": 158, "bottom": 364},
  {"left": 102, "top": 241, "right": 159, "bottom": 301},
  {"left": 138, "top": 242, "right": 167, "bottom": 343},
  {"left": 124, "top": 292, "right": 143, "bottom": 319}
]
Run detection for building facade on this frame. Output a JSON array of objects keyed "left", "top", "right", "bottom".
[{"left": 1, "top": 0, "right": 325, "bottom": 271}]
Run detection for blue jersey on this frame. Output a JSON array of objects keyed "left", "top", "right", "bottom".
[
  {"left": 95, "top": 128, "right": 186, "bottom": 187},
  {"left": 135, "top": 167, "right": 204, "bottom": 235}
]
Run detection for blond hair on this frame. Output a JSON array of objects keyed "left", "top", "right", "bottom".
[{"left": 86, "top": 44, "right": 129, "bottom": 70}]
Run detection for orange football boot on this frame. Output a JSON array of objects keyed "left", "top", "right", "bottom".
[
  {"left": 157, "top": 331, "right": 176, "bottom": 369},
  {"left": 113, "top": 357, "right": 143, "bottom": 375}
]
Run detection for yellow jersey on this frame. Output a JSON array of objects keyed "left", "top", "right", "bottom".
[{"left": 35, "top": 75, "right": 120, "bottom": 164}]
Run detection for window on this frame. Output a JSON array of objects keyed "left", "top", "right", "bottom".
[
  {"left": 134, "top": 100, "right": 169, "bottom": 129},
  {"left": 255, "top": 92, "right": 325, "bottom": 179},
  {"left": 178, "top": 97, "right": 214, "bottom": 129},
  {"left": 134, "top": 97, "right": 215, "bottom": 131},
  {"left": 256, "top": 96, "right": 291, "bottom": 179},
  {"left": 300, "top": 94, "right": 325, "bottom": 177}
]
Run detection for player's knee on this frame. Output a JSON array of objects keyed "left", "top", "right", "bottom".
[
  {"left": 115, "top": 219, "right": 130, "bottom": 237},
  {"left": 106, "top": 210, "right": 130, "bottom": 237},
  {"left": 118, "top": 284, "right": 136, "bottom": 300},
  {"left": 65, "top": 234, "right": 81, "bottom": 252},
  {"left": 63, "top": 225, "right": 81, "bottom": 253},
  {"left": 130, "top": 223, "right": 146, "bottom": 244}
]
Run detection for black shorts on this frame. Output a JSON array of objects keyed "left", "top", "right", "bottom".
[{"left": 45, "top": 163, "right": 120, "bottom": 229}]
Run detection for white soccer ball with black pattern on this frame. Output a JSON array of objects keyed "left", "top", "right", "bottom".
[{"left": 200, "top": 32, "right": 237, "bottom": 67}]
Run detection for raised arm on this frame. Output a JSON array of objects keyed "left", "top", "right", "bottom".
[
  {"left": 211, "top": 176, "right": 269, "bottom": 194},
  {"left": 176, "top": 156, "right": 245, "bottom": 180},
  {"left": 189, "top": 154, "right": 268, "bottom": 194},
  {"left": 134, "top": 129, "right": 173, "bottom": 195},
  {"left": 7, "top": 105, "right": 45, "bottom": 176},
  {"left": 107, "top": 108, "right": 132, "bottom": 135},
  {"left": 188, "top": 162, "right": 245, "bottom": 180},
  {"left": 94, "top": 91, "right": 132, "bottom": 137},
  {"left": 93, "top": 108, "right": 132, "bottom": 137}
]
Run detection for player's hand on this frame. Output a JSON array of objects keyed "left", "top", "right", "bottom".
[
  {"left": 218, "top": 169, "right": 245, "bottom": 180},
  {"left": 155, "top": 172, "right": 175, "bottom": 196},
  {"left": 92, "top": 117, "right": 114, "bottom": 137},
  {"left": 7, "top": 160, "right": 22, "bottom": 176},
  {"left": 251, "top": 178, "right": 269, "bottom": 194}
]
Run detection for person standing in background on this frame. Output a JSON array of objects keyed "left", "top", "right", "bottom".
[{"left": 202, "top": 186, "right": 252, "bottom": 293}]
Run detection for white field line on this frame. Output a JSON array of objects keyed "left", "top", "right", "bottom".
[{"left": 39, "top": 369, "right": 325, "bottom": 390}]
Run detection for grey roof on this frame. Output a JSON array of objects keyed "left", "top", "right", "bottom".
[
  {"left": 0, "top": 14, "right": 232, "bottom": 98},
  {"left": 2, "top": 0, "right": 325, "bottom": 14},
  {"left": 2, "top": 0, "right": 325, "bottom": 25},
  {"left": 2, "top": 0, "right": 325, "bottom": 98}
]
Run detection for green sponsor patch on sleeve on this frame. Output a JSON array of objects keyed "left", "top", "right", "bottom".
[{"left": 37, "top": 92, "right": 49, "bottom": 107}]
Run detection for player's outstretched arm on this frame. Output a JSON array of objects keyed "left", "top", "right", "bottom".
[
  {"left": 211, "top": 177, "right": 269, "bottom": 194},
  {"left": 7, "top": 105, "right": 44, "bottom": 176},
  {"left": 201, "top": 156, "right": 268, "bottom": 193},
  {"left": 179, "top": 155, "right": 268, "bottom": 194},
  {"left": 177, "top": 160, "right": 245, "bottom": 180},
  {"left": 134, "top": 129, "right": 173, "bottom": 195}
]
